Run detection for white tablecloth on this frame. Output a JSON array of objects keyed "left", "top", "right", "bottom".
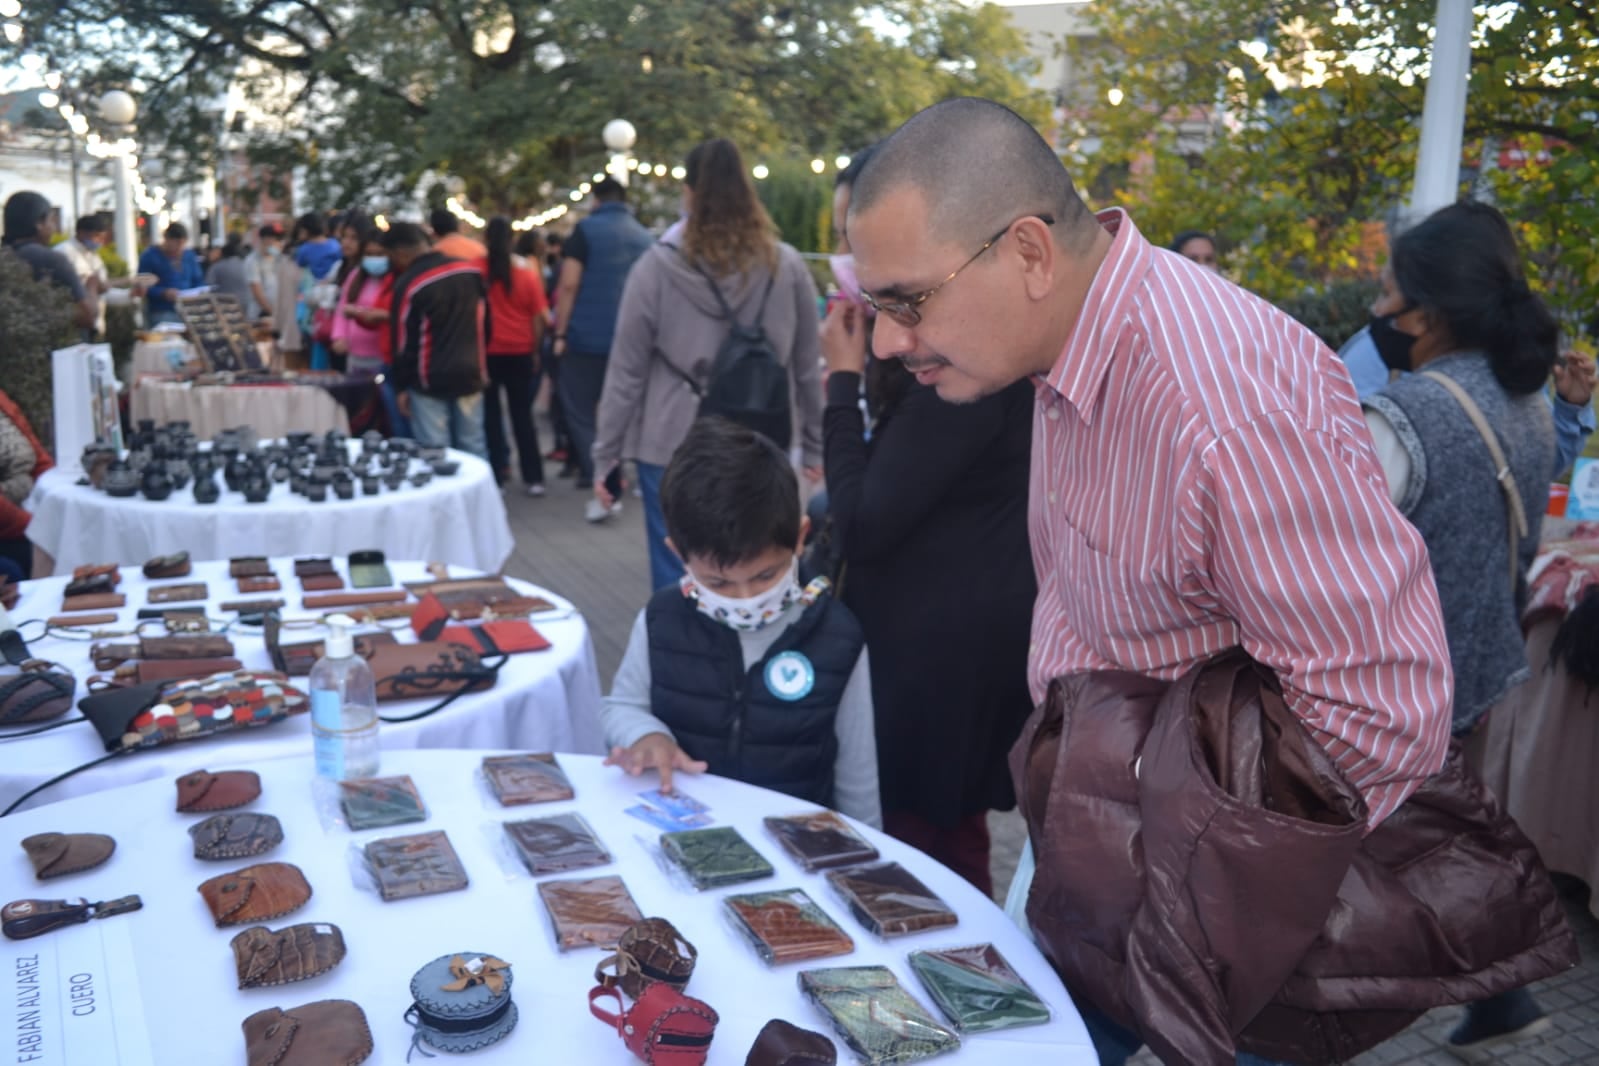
[
  {"left": 0, "top": 560, "right": 604, "bottom": 813},
  {"left": 0, "top": 750, "right": 1095, "bottom": 1065},
  {"left": 24, "top": 446, "right": 514, "bottom": 575},
  {"left": 129, "top": 379, "right": 349, "bottom": 439}
]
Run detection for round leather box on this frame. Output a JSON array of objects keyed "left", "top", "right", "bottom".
[{"left": 406, "top": 952, "right": 518, "bottom": 1054}]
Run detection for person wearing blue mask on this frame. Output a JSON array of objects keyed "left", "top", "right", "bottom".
[
  {"left": 331, "top": 232, "right": 408, "bottom": 437},
  {"left": 137, "top": 222, "right": 205, "bottom": 325}
]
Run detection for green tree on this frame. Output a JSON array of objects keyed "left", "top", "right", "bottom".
[
  {"left": 1079, "top": 0, "right": 1599, "bottom": 327},
  {"left": 22, "top": 0, "right": 1043, "bottom": 216}
]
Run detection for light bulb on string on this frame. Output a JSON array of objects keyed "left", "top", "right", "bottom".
[
  {"left": 0, "top": 0, "right": 21, "bottom": 19},
  {"left": 809, "top": 159, "right": 825, "bottom": 174},
  {"left": 1107, "top": 86, "right": 1125, "bottom": 106},
  {"left": 670, "top": 165, "right": 686, "bottom": 180},
  {"left": 752, "top": 164, "right": 769, "bottom": 180},
  {"left": 834, "top": 155, "right": 850, "bottom": 170},
  {"left": 44, "top": 71, "right": 61, "bottom": 90},
  {"left": 653, "top": 164, "right": 666, "bottom": 177},
  {"left": 3, "top": 22, "right": 21, "bottom": 42},
  {"left": 37, "top": 90, "right": 58, "bottom": 108}
]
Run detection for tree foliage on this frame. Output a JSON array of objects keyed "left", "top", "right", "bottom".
[
  {"left": 1079, "top": 0, "right": 1599, "bottom": 327},
  {"left": 21, "top": 0, "right": 1043, "bottom": 219}
]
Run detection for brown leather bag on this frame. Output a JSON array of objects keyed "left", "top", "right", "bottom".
[
  {"left": 242, "top": 999, "right": 372, "bottom": 1066},
  {"left": 232, "top": 924, "right": 347, "bottom": 989},
  {"left": 366, "top": 641, "right": 496, "bottom": 703},
  {"left": 1011, "top": 651, "right": 1578, "bottom": 1066}
]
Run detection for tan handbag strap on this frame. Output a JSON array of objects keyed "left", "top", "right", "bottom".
[{"left": 1420, "top": 370, "right": 1528, "bottom": 588}]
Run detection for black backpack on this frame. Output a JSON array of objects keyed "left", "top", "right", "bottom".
[{"left": 663, "top": 245, "right": 792, "bottom": 450}]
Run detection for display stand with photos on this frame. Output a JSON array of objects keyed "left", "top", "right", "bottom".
[
  {"left": 51, "top": 343, "right": 123, "bottom": 467},
  {"left": 177, "top": 292, "right": 264, "bottom": 373}
]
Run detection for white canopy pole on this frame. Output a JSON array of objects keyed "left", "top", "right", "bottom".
[{"left": 1408, "top": 0, "right": 1475, "bottom": 221}]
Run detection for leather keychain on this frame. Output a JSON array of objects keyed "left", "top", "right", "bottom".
[{"left": 2, "top": 895, "right": 143, "bottom": 940}]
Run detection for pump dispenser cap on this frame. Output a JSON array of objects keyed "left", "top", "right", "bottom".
[{"left": 324, "top": 613, "right": 356, "bottom": 659}]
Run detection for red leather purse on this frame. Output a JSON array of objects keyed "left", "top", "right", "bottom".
[{"left": 589, "top": 983, "right": 718, "bottom": 1066}]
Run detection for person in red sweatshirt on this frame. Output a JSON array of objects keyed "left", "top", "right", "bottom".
[{"left": 477, "top": 216, "right": 549, "bottom": 494}]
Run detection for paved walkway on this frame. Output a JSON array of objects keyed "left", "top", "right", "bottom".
[{"left": 498, "top": 460, "right": 1597, "bottom": 1066}]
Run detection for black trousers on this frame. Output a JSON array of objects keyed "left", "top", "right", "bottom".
[
  {"left": 557, "top": 350, "right": 608, "bottom": 484},
  {"left": 483, "top": 354, "right": 546, "bottom": 486}
]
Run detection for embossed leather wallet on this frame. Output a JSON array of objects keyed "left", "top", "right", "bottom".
[
  {"left": 723, "top": 890, "right": 855, "bottom": 966},
  {"left": 481, "top": 753, "right": 574, "bottom": 806},
  {"left": 763, "top": 812, "right": 879, "bottom": 872},
  {"left": 661, "top": 827, "right": 775, "bottom": 890},
  {"left": 190, "top": 812, "right": 285, "bottom": 861},
  {"left": 823, "top": 862, "right": 957, "bottom": 938},
  {"left": 229, "top": 557, "right": 273, "bottom": 579},
  {"left": 504, "top": 813, "right": 611, "bottom": 876},
  {"left": 538, "top": 876, "right": 643, "bottom": 952},
  {"left": 339, "top": 775, "right": 427, "bottom": 830},
  {"left": 906, "top": 944, "right": 1050, "bottom": 1034},
  {"left": 363, "top": 830, "right": 469, "bottom": 901},
  {"left": 198, "top": 861, "right": 313, "bottom": 926},
  {"left": 798, "top": 966, "right": 959, "bottom": 1064},
  {"left": 232, "top": 923, "right": 347, "bottom": 989}
]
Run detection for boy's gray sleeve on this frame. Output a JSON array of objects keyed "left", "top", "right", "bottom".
[
  {"left": 830, "top": 648, "right": 882, "bottom": 829},
  {"left": 600, "top": 610, "right": 676, "bottom": 750}
]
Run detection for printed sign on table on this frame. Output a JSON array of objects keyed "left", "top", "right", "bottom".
[{"left": 3, "top": 917, "right": 152, "bottom": 1065}]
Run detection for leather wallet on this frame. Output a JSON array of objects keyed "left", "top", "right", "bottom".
[
  {"left": 0, "top": 666, "right": 76, "bottom": 726},
  {"left": 239, "top": 576, "right": 283, "bottom": 594},
  {"left": 64, "top": 572, "right": 117, "bottom": 598},
  {"left": 116, "top": 657, "right": 244, "bottom": 684},
  {"left": 348, "top": 550, "right": 392, "bottom": 589},
  {"left": 303, "top": 589, "right": 408, "bottom": 610},
  {"left": 338, "top": 775, "right": 426, "bottom": 830},
  {"left": 481, "top": 753, "right": 574, "bottom": 806},
  {"left": 661, "top": 827, "right": 775, "bottom": 890},
  {"left": 22, "top": 832, "right": 116, "bottom": 880},
  {"left": 144, "top": 552, "right": 192, "bottom": 579},
  {"left": 266, "top": 618, "right": 395, "bottom": 677},
  {"left": 906, "top": 945, "right": 1050, "bottom": 1034},
  {"left": 177, "top": 768, "right": 263, "bottom": 812},
  {"left": 199, "top": 862, "right": 313, "bottom": 927},
  {"left": 148, "top": 582, "right": 209, "bottom": 604},
  {"left": 745, "top": 1019, "right": 837, "bottom": 1066},
  {"left": 81, "top": 671, "right": 306, "bottom": 754},
  {"left": 538, "top": 875, "right": 643, "bottom": 951},
  {"left": 92, "top": 634, "right": 235, "bottom": 670},
  {"left": 190, "top": 812, "right": 285, "bottom": 860},
  {"left": 438, "top": 621, "right": 550, "bottom": 655},
  {"left": 367, "top": 641, "right": 496, "bottom": 702},
  {"left": 71, "top": 563, "right": 121, "bottom": 586},
  {"left": 300, "top": 573, "right": 346, "bottom": 592},
  {"left": 220, "top": 597, "right": 288, "bottom": 614},
  {"left": 230, "top": 557, "right": 273, "bottom": 579},
  {"left": 293, "top": 558, "right": 337, "bottom": 579},
  {"left": 363, "top": 831, "right": 469, "bottom": 901},
  {"left": 505, "top": 813, "right": 611, "bottom": 876},
  {"left": 232, "top": 923, "right": 347, "bottom": 989},
  {"left": 763, "top": 812, "right": 879, "bottom": 872},
  {"left": 47, "top": 611, "right": 118, "bottom": 627},
  {"left": 62, "top": 593, "right": 126, "bottom": 612},
  {"left": 723, "top": 890, "right": 855, "bottom": 965},
  {"left": 823, "top": 862, "right": 957, "bottom": 938},
  {"left": 798, "top": 967, "right": 959, "bottom": 1064},
  {"left": 241, "top": 999, "right": 373, "bottom": 1066}
]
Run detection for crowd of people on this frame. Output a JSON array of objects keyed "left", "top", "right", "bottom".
[{"left": 3, "top": 93, "right": 1596, "bottom": 1064}]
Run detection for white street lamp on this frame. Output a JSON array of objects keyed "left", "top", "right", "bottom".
[
  {"left": 99, "top": 90, "right": 140, "bottom": 266},
  {"left": 603, "top": 118, "right": 636, "bottom": 187}
]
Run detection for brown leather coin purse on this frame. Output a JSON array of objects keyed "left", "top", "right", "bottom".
[
  {"left": 241, "top": 999, "right": 372, "bottom": 1066},
  {"left": 22, "top": 832, "right": 116, "bottom": 880},
  {"left": 177, "top": 769, "right": 263, "bottom": 812},
  {"left": 190, "top": 812, "right": 285, "bottom": 861},
  {"left": 232, "top": 923, "right": 347, "bottom": 989},
  {"left": 745, "top": 1019, "right": 838, "bottom": 1066},
  {"left": 199, "top": 862, "right": 312, "bottom": 927}
]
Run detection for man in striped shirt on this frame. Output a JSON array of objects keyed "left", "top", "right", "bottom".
[{"left": 846, "top": 98, "right": 1453, "bottom": 1065}]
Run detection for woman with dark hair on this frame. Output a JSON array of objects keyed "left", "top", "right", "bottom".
[
  {"left": 331, "top": 230, "right": 395, "bottom": 373},
  {"left": 1362, "top": 200, "right": 1558, "bottom": 1058},
  {"left": 593, "top": 137, "right": 824, "bottom": 591},
  {"left": 477, "top": 216, "right": 549, "bottom": 493},
  {"left": 819, "top": 145, "right": 1036, "bottom": 896}
]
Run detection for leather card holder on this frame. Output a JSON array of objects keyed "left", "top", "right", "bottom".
[
  {"left": 62, "top": 592, "right": 126, "bottom": 612},
  {"left": 239, "top": 576, "right": 282, "bottom": 594},
  {"left": 148, "top": 582, "right": 209, "bottom": 604}
]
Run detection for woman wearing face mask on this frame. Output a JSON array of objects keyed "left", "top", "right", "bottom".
[
  {"left": 817, "top": 146, "right": 1037, "bottom": 897},
  {"left": 477, "top": 216, "right": 550, "bottom": 494},
  {"left": 592, "top": 137, "right": 825, "bottom": 592},
  {"left": 1361, "top": 200, "right": 1558, "bottom": 1059},
  {"left": 330, "top": 232, "right": 408, "bottom": 436}
]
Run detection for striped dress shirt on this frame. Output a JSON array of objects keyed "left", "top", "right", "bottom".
[{"left": 1029, "top": 210, "right": 1452, "bottom": 826}]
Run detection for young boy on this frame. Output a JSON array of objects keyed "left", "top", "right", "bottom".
[{"left": 601, "top": 418, "right": 881, "bottom": 827}]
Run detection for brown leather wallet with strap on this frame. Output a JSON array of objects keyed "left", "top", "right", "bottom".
[
  {"left": 91, "top": 635, "right": 236, "bottom": 671},
  {"left": 366, "top": 642, "right": 497, "bottom": 702}
]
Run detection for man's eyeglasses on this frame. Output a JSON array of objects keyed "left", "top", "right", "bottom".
[{"left": 861, "top": 214, "right": 1055, "bottom": 327}]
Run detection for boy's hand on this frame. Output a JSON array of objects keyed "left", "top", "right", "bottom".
[{"left": 603, "top": 733, "right": 707, "bottom": 794}]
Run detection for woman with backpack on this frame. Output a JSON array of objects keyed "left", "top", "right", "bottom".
[{"left": 593, "top": 137, "right": 825, "bottom": 592}]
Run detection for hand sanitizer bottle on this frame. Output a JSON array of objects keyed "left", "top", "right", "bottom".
[{"left": 309, "top": 614, "right": 379, "bottom": 780}]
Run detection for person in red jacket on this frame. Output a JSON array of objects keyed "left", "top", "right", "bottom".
[
  {"left": 477, "top": 216, "right": 549, "bottom": 494},
  {"left": 0, "top": 390, "right": 52, "bottom": 580}
]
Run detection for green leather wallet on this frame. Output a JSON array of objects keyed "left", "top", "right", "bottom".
[
  {"left": 660, "top": 827, "right": 774, "bottom": 890},
  {"left": 348, "top": 550, "right": 394, "bottom": 589}
]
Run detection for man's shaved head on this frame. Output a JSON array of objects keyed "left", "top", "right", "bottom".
[{"left": 850, "top": 97, "right": 1094, "bottom": 249}]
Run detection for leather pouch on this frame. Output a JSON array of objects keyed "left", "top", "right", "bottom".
[
  {"left": 367, "top": 641, "right": 496, "bottom": 702},
  {"left": 266, "top": 620, "right": 395, "bottom": 677},
  {"left": 595, "top": 917, "right": 698, "bottom": 1000},
  {"left": 144, "top": 552, "right": 192, "bottom": 579},
  {"left": 0, "top": 666, "right": 76, "bottom": 726},
  {"left": 64, "top": 572, "right": 117, "bottom": 598},
  {"left": 71, "top": 563, "right": 121, "bottom": 586},
  {"left": 79, "top": 671, "right": 307, "bottom": 754},
  {"left": 300, "top": 573, "right": 346, "bottom": 592},
  {"left": 177, "top": 768, "right": 263, "bottom": 812},
  {"left": 538, "top": 875, "right": 643, "bottom": 951},
  {"left": 148, "top": 582, "right": 208, "bottom": 604},
  {"left": 481, "top": 753, "right": 574, "bottom": 806},
  {"left": 190, "top": 812, "right": 285, "bottom": 860},
  {"left": 120, "top": 657, "right": 244, "bottom": 684},
  {"left": 504, "top": 813, "right": 610, "bottom": 876},
  {"left": 230, "top": 557, "right": 273, "bottom": 579},
  {"left": 438, "top": 622, "right": 550, "bottom": 656},
  {"left": 239, "top": 576, "right": 283, "bottom": 594},
  {"left": 363, "top": 830, "right": 469, "bottom": 901},
  {"left": 241, "top": 999, "right": 373, "bottom": 1066},
  {"left": 798, "top": 967, "right": 959, "bottom": 1064},
  {"left": 232, "top": 923, "right": 347, "bottom": 988},
  {"left": 661, "top": 827, "right": 774, "bottom": 890},
  {"left": 21, "top": 832, "right": 116, "bottom": 879},
  {"left": 745, "top": 1019, "right": 837, "bottom": 1066},
  {"left": 199, "top": 861, "right": 313, "bottom": 926},
  {"left": 723, "top": 890, "right": 854, "bottom": 966},
  {"left": 589, "top": 982, "right": 719, "bottom": 1066},
  {"left": 63, "top": 593, "right": 126, "bottom": 612}
]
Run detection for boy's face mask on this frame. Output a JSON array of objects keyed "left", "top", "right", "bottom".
[{"left": 682, "top": 558, "right": 802, "bottom": 633}]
